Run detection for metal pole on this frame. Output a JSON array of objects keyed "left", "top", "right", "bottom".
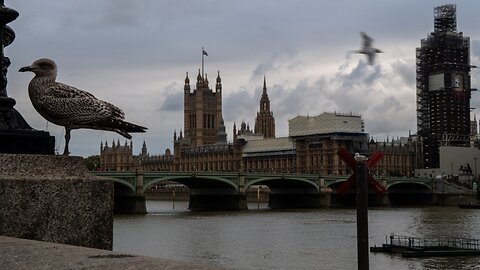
[
  {"left": 474, "top": 157, "right": 477, "bottom": 192},
  {"left": 356, "top": 162, "right": 369, "bottom": 270},
  {"left": 476, "top": 157, "right": 480, "bottom": 200},
  {"left": 257, "top": 186, "right": 260, "bottom": 210},
  {"left": 201, "top": 47, "right": 204, "bottom": 79}
]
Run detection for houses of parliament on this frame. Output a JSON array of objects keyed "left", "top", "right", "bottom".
[
  {"left": 100, "top": 69, "right": 415, "bottom": 177},
  {"left": 100, "top": 5, "right": 480, "bottom": 178}
]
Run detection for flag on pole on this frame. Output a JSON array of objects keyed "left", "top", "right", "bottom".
[{"left": 202, "top": 49, "right": 208, "bottom": 56}]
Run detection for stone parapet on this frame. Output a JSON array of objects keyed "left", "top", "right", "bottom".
[
  {"left": 0, "top": 154, "right": 113, "bottom": 250},
  {"left": 0, "top": 236, "right": 229, "bottom": 270}
]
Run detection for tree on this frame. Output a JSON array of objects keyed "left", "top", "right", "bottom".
[{"left": 84, "top": 155, "right": 100, "bottom": 171}]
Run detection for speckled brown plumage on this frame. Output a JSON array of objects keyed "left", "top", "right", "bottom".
[{"left": 19, "top": 58, "right": 147, "bottom": 155}]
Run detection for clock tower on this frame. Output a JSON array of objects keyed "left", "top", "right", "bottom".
[{"left": 416, "top": 4, "right": 475, "bottom": 169}]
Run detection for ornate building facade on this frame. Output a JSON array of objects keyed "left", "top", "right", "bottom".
[
  {"left": 100, "top": 70, "right": 416, "bottom": 177},
  {"left": 183, "top": 70, "right": 226, "bottom": 147},
  {"left": 368, "top": 137, "right": 416, "bottom": 177},
  {"left": 100, "top": 140, "right": 135, "bottom": 171},
  {"left": 137, "top": 141, "right": 174, "bottom": 171},
  {"left": 173, "top": 70, "right": 239, "bottom": 171},
  {"left": 289, "top": 113, "right": 368, "bottom": 175}
]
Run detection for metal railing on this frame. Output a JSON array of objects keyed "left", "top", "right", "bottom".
[{"left": 389, "top": 234, "right": 480, "bottom": 250}]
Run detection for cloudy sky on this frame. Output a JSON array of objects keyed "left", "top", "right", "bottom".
[{"left": 5, "top": 1, "right": 480, "bottom": 157}]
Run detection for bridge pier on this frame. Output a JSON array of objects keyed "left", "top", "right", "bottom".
[
  {"left": 329, "top": 192, "right": 388, "bottom": 207},
  {"left": 268, "top": 188, "right": 322, "bottom": 209},
  {"left": 114, "top": 195, "right": 147, "bottom": 214},
  {"left": 189, "top": 190, "right": 247, "bottom": 211},
  {"left": 112, "top": 168, "right": 146, "bottom": 214},
  {"left": 269, "top": 193, "right": 322, "bottom": 209}
]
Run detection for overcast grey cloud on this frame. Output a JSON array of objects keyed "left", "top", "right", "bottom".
[{"left": 5, "top": 0, "right": 480, "bottom": 156}]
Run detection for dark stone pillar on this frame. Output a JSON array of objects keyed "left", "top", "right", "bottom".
[{"left": 0, "top": 1, "right": 55, "bottom": 155}]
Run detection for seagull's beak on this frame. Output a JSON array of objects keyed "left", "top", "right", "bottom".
[{"left": 18, "top": 66, "right": 33, "bottom": 72}]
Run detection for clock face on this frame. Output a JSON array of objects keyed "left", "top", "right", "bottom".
[{"left": 453, "top": 74, "right": 463, "bottom": 90}]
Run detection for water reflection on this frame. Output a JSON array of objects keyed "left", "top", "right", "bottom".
[{"left": 114, "top": 201, "right": 480, "bottom": 270}]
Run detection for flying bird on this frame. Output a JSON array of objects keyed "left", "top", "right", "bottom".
[
  {"left": 19, "top": 58, "right": 147, "bottom": 156},
  {"left": 355, "top": 32, "right": 382, "bottom": 65},
  {"left": 354, "top": 153, "right": 368, "bottom": 163}
]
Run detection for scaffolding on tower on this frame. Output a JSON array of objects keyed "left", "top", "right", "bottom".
[{"left": 416, "top": 4, "right": 476, "bottom": 169}]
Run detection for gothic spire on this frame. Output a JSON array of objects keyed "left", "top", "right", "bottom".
[
  {"left": 184, "top": 72, "right": 190, "bottom": 92},
  {"left": 141, "top": 140, "right": 147, "bottom": 156},
  {"left": 216, "top": 71, "right": 222, "bottom": 92},
  {"left": 254, "top": 76, "right": 275, "bottom": 138},
  {"left": 197, "top": 69, "right": 202, "bottom": 82},
  {"left": 263, "top": 75, "right": 267, "bottom": 95},
  {"left": 259, "top": 76, "right": 270, "bottom": 112}
]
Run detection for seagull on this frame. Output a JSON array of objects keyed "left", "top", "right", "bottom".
[
  {"left": 355, "top": 32, "right": 382, "bottom": 65},
  {"left": 19, "top": 58, "right": 147, "bottom": 156},
  {"left": 354, "top": 153, "right": 368, "bottom": 163}
]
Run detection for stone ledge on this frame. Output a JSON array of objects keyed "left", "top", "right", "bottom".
[
  {"left": 0, "top": 154, "right": 93, "bottom": 179},
  {"left": 0, "top": 154, "right": 113, "bottom": 250},
  {"left": 0, "top": 236, "right": 230, "bottom": 270}
]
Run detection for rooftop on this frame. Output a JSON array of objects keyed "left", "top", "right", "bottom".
[
  {"left": 243, "top": 137, "right": 294, "bottom": 154},
  {"left": 288, "top": 112, "right": 365, "bottom": 137}
]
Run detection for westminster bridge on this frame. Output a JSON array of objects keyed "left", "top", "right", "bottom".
[{"left": 92, "top": 171, "right": 469, "bottom": 213}]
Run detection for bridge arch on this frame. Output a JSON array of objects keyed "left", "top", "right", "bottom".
[
  {"left": 100, "top": 176, "right": 136, "bottom": 193},
  {"left": 143, "top": 175, "right": 238, "bottom": 193},
  {"left": 246, "top": 176, "right": 319, "bottom": 192},
  {"left": 246, "top": 175, "right": 321, "bottom": 209},
  {"left": 325, "top": 179, "right": 348, "bottom": 189},
  {"left": 387, "top": 181, "right": 433, "bottom": 205},
  {"left": 386, "top": 181, "right": 432, "bottom": 193}
]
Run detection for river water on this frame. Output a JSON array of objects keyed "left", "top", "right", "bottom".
[{"left": 113, "top": 201, "right": 480, "bottom": 270}]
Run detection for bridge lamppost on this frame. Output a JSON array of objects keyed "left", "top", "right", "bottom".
[
  {"left": 0, "top": 0, "right": 55, "bottom": 154},
  {"left": 474, "top": 157, "right": 477, "bottom": 187}
]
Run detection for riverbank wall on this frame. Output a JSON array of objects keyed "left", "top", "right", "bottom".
[
  {"left": 0, "top": 236, "right": 229, "bottom": 270},
  {"left": 0, "top": 154, "right": 113, "bottom": 250}
]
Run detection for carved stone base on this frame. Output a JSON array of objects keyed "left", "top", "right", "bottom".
[
  {"left": 0, "top": 97, "right": 32, "bottom": 129},
  {"left": 0, "top": 98, "right": 55, "bottom": 155},
  {"left": 0, "top": 129, "right": 55, "bottom": 155}
]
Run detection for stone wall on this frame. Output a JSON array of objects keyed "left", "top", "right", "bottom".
[
  {"left": 0, "top": 236, "right": 229, "bottom": 270},
  {"left": 0, "top": 154, "right": 113, "bottom": 250}
]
